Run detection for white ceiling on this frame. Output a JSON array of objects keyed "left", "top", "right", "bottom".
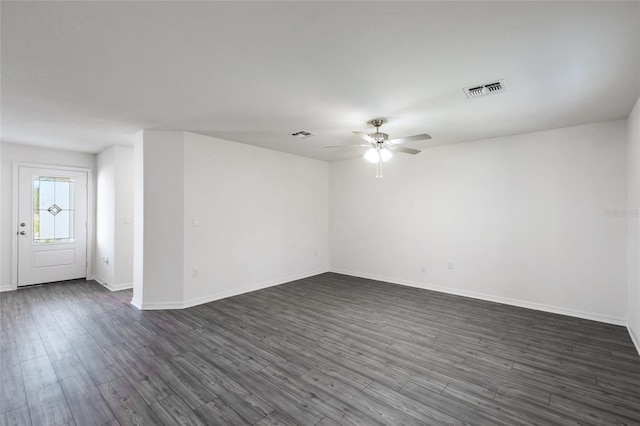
[{"left": 2, "top": 1, "right": 639, "bottom": 161}]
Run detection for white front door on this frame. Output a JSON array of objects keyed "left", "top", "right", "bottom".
[{"left": 17, "top": 166, "right": 88, "bottom": 286}]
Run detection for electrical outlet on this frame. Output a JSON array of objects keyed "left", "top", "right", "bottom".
[
  {"left": 421, "top": 266, "right": 426, "bottom": 273},
  {"left": 192, "top": 268, "right": 199, "bottom": 278},
  {"left": 448, "top": 261, "right": 454, "bottom": 270},
  {"left": 102, "top": 257, "right": 109, "bottom": 265}
]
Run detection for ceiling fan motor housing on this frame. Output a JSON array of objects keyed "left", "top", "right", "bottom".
[
  {"left": 368, "top": 119, "right": 388, "bottom": 143},
  {"left": 370, "top": 132, "right": 389, "bottom": 142}
]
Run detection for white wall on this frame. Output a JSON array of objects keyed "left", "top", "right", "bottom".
[
  {"left": 114, "top": 146, "right": 134, "bottom": 286},
  {"left": 95, "top": 147, "right": 116, "bottom": 285},
  {"left": 182, "top": 132, "right": 329, "bottom": 305},
  {"left": 132, "top": 130, "right": 185, "bottom": 308},
  {"left": 330, "top": 120, "right": 628, "bottom": 324},
  {"left": 0, "top": 143, "right": 3, "bottom": 290},
  {"left": 0, "top": 142, "right": 96, "bottom": 290},
  {"left": 133, "top": 132, "right": 145, "bottom": 305},
  {"left": 95, "top": 145, "right": 134, "bottom": 290},
  {"left": 628, "top": 97, "right": 640, "bottom": 351},
  {"left": 132, "top": 130, "right": 329, "bottom": 309},
  {"left": 133, "top": 130, "right": 329, "bottom": 309}
]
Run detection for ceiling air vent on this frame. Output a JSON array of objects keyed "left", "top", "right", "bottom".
[
  {"left": 463, "top": 79, "right": 507, "bottom": 99},
  {"left": 291, "top": 131, "right": 314, "bottom": 138}
]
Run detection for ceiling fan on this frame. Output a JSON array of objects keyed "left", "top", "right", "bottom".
[{"left": 326, "top": 119, "right": 431, "bottom": 178}]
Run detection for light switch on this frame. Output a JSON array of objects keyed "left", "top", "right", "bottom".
[{"left": 192, "top": 217, "right": 199, "bottom": 227}]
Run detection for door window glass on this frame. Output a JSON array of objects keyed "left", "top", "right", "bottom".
[{"left": 33, "top": 176, "right": 76, "bottom": 244}]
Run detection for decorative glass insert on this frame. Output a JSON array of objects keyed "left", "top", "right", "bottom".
[
  {"left": 33, "top": 176, "right": 76, "bottom": 244},
  {"left": 47, "top": 204, "right": 62, "bottom": 216}
]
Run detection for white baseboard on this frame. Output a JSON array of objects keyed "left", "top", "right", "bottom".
[
  {"left": 130, "top": 297, "right": 142, "bottom": 309},
  {"left": 106, "top": 282, "right": 133, "bottom": 291},
  {"left": 330, "top": 268, "right": 627, "bottom": 326},
  {"left": 92, "top": 276, "right": 134, "bottom": 292},
  {"left": 0, "top": 285, "right": 15, "bottom": 293},
  {"left": 92, "top": 276, "right": 108, "bottom": 287},
  {"left": 136, "top": 300, "right": 184, "bottom": 310},
  {"left": 134, "top": 268, "right": 330, "bottom": 310},
  {"left": 182, "top": 268, "right": 329, "bottom": 309},
  {"left": 629, "top": 326, "right": 640, "bottom": 356}
]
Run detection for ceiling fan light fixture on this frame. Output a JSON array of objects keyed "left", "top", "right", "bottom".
[
  {"left": 364, "top": 148, "right": 380, "bottom": 163},
  {"left": 329, "top": 118, "right": 429, "bottom": 177},
  {"left": 380, "top": 148, "right": 392, "bottom": 162},
  {"left": 364, "top": 147, "right": 392, "bottom": 163}
]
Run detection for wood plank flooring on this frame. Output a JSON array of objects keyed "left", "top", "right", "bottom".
[{"left": 1, "top": 272, "right": 640, "bottom": 425}]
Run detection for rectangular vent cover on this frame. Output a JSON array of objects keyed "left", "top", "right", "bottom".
[{"left": 463, "top": 79, "right": 507, "bottom": 99}]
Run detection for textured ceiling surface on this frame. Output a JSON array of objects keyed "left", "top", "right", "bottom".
[{"left": 2, "top": 1, "right": 639, "bottom": 160}]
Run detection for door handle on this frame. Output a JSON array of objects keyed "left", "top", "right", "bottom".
[{"left": 18, "top": 231, "right": 26, "bottom": 235}]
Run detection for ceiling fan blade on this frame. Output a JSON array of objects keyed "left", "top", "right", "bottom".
[
  {"left": 324, "top": 144, "right": 370, "bottom": 148},
  {"left": 388, "top": 133, "right": 432, "bottom": 145},
  {"left": 389, "top": 146, "right": 421, "bottom": 155},
  {"left": 353, "top": 131, "right": 374, "bottom": 142}
]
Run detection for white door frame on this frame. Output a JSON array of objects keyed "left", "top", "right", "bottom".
[{"left": 11, "top": 162, "right": 94, "bottom": 290}]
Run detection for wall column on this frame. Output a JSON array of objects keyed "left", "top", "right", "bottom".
[{"left": 132, "top": 130, "right": 185, "bottom": 308}]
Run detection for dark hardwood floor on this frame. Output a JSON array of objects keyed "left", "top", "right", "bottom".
[{"left": 1, "top": 273, "right": 640, "bottom": 425}]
